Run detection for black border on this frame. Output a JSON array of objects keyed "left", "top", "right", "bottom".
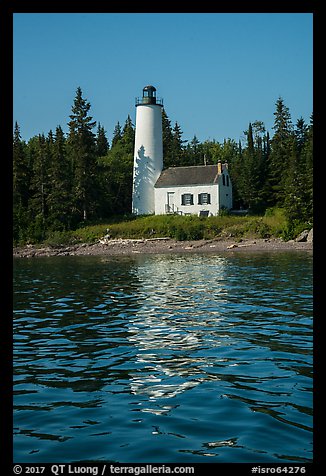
[{"left": 3, "top": 1, "right": 319, "bottom": 474}]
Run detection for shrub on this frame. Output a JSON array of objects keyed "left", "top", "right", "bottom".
[{"left": 44, "top": 230, "right": 75, "bottom": 247}]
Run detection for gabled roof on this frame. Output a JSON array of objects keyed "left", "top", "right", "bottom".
[{"left": 155, "top": 165, "right": 221, "bottom": 188}]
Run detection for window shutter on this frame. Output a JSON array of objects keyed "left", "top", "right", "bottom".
[
  {"left": 207, "top": 193, "right": 211, "bottom": 204},
  {"left": 198, "top": 194, "right": 202, "bottom": 205},
  {"left": 182, "top": 193, "right": 194, "bottom": 205}
]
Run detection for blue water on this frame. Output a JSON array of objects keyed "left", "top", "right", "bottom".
[{"left": 13, "top": 252, "right": 313, "bottom": 463}]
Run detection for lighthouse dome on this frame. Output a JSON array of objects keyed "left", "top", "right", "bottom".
[{"left": 143, "top": 85, "right": 156, "bottom": 92}]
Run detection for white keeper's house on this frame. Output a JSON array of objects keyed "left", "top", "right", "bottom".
[{"left": 132, "top": 85, "right": 233, "bottom": 216}]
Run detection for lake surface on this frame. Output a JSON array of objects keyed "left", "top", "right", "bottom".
[{"left": 13, "top": 252, "right": 313, "bottom": 463}]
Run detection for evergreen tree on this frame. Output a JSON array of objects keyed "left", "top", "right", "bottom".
[
  {"left": 162, "top": 108, "right": 174, "bottom": 168},
  {"left": 171, "top": 122, "right": 185, "bottom": 165},
  {"left": 13, "top": 122, "right": 29, "bottom": 209},
  {"left": 96, "top": 122, "right": 109, "bottom": 157},
  {"left": 27, "top": 133, "right": 50, "bottom": 241},
  {"left": 111, "top": 121, "right": 122, "bottom": 148},
  {"left": 252, "top": 121, "right": 269, "bottom": 207},
  {"left": 294, "top": 117, "right": 308, "bottom": 156},
  {"left": 103, "top": 143, "right": 133, "bottom": 215},
  {"left": 97, "top": 114, "right": 135, "bottom": 217},
  {"left": 303, "top": 114, "right": 313, "bottom": 222},
  {"left": 283, "top": 116, "right": 312, "bottom": 225},
  {"left": 229, "top": 140, "right": 244, "bottom": 209},
  {"left": 67, "top": 86, "right": 97, "bottom": 222},
  {"left": 13, "top": 122, "right": 29, "bottom": 243},
  {"left": 283, "top": 137, "right": 306, "bottom": 223},
  {"left": 188, "top": 135, "right": 201, "bottom": 165},
  {"left": 269, "top": 97, "right": 293, "bottom": 206},
  {"left": 47, "top": 126, "right": 72, "bottom": 229},
  {"left": 231, "top": 123, "right": 268, "bottom": 211},
  {"left": 121, "top": 115, "right": 135, "bottom": 153},
  {"left": 237, "top": 123, "right": 262, "bottom": 210}
]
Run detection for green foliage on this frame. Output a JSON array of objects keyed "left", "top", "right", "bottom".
[
  {"left": 281, "top": 220, "right": 311, "bottom": 242},
  {"left": 42, "top": 213, "right": 288, "bottom": 246},
  {"left": 26, "top": 214, "right": 46, "bottom": 243},
  {"left": 44, "top": 230, "right": 76, "bottom": 247}
]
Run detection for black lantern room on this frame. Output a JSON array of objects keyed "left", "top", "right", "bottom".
[{"left": 136, "top": 85, "right": 163, "bottom": 106}]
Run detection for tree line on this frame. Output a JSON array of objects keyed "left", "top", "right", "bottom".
[{"left": 13, "top": 87, "right": 313, "bottom": 244}]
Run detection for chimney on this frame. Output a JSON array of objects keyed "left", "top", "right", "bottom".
[{"left": 217, "top": 160, "right": 222, "bottom": 175}]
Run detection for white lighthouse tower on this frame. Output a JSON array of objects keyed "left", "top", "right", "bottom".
[{"left": 132, "top": 85, "right": 163, "bottom": 215}]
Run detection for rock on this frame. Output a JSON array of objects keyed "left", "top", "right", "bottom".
[
  {"left": 227, "top": 244, "right": 238, "bottom": 249},
  {"left": 295, "top": 230, "right": 309, "bottom": 242},
  {"left": 307, "top": 228, "right": 313, "bottom": 243}
]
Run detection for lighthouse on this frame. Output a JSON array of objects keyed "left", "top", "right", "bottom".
[{"left": 132, "top": 85, "right": 163, "bottom": 215}]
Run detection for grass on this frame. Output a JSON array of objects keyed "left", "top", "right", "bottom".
[{"left": 42, "top": 208, "right": 290, "bottom": 247}]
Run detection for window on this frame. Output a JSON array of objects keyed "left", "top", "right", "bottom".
[
  {"left": 222, "top": 174, "right": 226, "bottom": 186},
  {"left": 226, "top": 175, "right": 229, "bottom": 187},
  {"left": 198, "top": 193, "right": 211, "bottom": 205},
  {"left": 181, "top": 193, "right": 194, "bottom": 206}
]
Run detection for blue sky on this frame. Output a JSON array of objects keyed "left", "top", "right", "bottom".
[{"left": 13, "top": 13, "right": 313, "bottom": 145}]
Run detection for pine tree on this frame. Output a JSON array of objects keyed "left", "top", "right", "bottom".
[{"left": 67, "top": 86, "right": 97, "bottom": 222}]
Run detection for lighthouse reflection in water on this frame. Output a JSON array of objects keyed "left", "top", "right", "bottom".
[{"left": 127, "top": 255, "right": 228, "bottom": 410}]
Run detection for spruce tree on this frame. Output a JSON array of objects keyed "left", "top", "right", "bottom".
[
  {"left": 269, "top": 97, "right": 293, "bottom": 206},
  {"left": 284, "top": 117, "right": 312, "bottom": 226},
  {"left": 121, "top": 115, "right": 135, "bottom": 153},
  {"left": 27, "top": 133, "right": 51, "bottom": 241},
  {"left": 171, "top": 122, "right": 185, "bottom": 165},
  {"left": 162, "top": 109, "right": 174, "bottom": 168},
  {"left": 303, "top": 115, "right": 313, "bottom": 222},
  {"left": 111, "top": 121, "right": 122, "bottom": 148},
  {"left": 47, "top": 126, "right": 72, "bottom": 230},
  {"left": 13, "top": 122, "right": 29, "bottom": 243},
  {"left": 67, "top": 87, "right": 97, "bottom": 222},
  {"left": 189, "top": 135, "right": 201, "bottom": 165},
  {"left": 96, "top": 122, "right": 109, "bottom": 157},
  {"left": 237, "top": 123, "right": 261, "bottom": 210},
  {"left": 13, "top": 122, "right": 29, "bottom": 209}
]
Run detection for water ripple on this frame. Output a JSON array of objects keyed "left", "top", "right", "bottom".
[{"left": 13, "top": 253, "right": 313, "bottom": 463}]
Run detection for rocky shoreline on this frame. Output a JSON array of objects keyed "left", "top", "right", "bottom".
[{"left": 13, "top": 236, "right": 313, "bottom": 258}]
